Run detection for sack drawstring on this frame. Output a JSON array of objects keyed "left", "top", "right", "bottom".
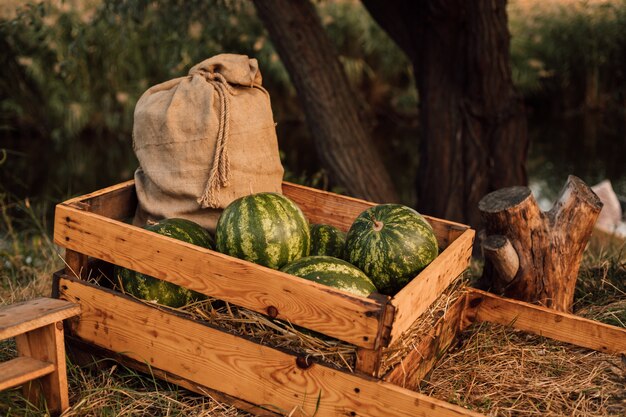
[{"left": 198, "top": 71, "right": 234, "bottom": 208}]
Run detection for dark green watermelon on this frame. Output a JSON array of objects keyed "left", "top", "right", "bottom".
[
  {"left": 281, "top": 256, "right": 376, "bottom": 297},
  {"left": 345, "top": 204, "right": 438, "bottom": 295},
  {"left": 309, "top": 224, "right": 346, "bottom": 258},
  {"left": 116, "top": 218, "right": 213, "bottom": 307},
  {"left": 215, "top": 193, "right": 310, "bottom": 269}
]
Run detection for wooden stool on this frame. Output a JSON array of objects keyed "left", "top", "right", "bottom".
[{"left": 0, "top": 297, "right": 81, "bottom": 416}]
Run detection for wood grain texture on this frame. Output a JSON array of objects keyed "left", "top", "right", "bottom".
[
  {"left": 0, "top": 297, "right": 80, "bottom": 340},
  {"left": 15, "top": 323, "right": 70, "bottom": 414},
  {"left": 64, "top": 249, "right": 88, "bottom": 278},
  {"left": 59, "top": 277, "right": 484, "bottom": 417},
  {"left": 0, "top": 357, "right": 55, "bottom": 391},
  {"left": 384, "top": 295, "right": 468, "bottom": 389},
  {"left": 62, "top": 180, "right": 135, "bottom": 208},
  {"left": 389, "top": 229, "right": 474, "bottom": 344},
  {"left": 65, "top": 336, "right": 282, "bottom": 417},
  {"left": 282, "top": 182, "right": 470, "bottom": 249},
  {"left": 54, "top": 204, "right": 383, "bottom": 349},
  {"left": 467, "top": 289, "right": 626, "bottom": 354},
  {"left": 480, "top": 176, "right": 602, "bottom": 311}
]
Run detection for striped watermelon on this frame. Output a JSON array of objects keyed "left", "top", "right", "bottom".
[
  {"left": 215, "top": 193, "right": 310, "bottom": 269},
  {"left": 310, "top": 224, "right": 346, "bottom": 258},
  {"left": 281, "top": 256, "right": 376, "bottom": 297},
  {"left": 345, "top": 204, "right": 438, "bottom": 295},
  {"left": 116, "top": 218, "right": 213, "bottom": 307}
]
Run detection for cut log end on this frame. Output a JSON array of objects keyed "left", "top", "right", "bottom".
[
  {"left": 482, "top": 235, "right": 519, "bottom": 284},
  {"left": 478, "top": 186, "right": 532, "bottom": 213},
  {"left": 561, "top": 175, "right": 603, "bottom": 211}
]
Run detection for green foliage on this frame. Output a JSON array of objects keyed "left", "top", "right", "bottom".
[
  {"left": 1, "top": 0, "right": 416, "bottom": 204},
  {"left": 509, "top": 0, "right": 626, "bottom": 109},
  {"left": 0, "top": 0, "right": 291, "bottom": 200}
]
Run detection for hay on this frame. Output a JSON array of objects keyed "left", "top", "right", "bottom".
[
  {"left": 379, "top": 273, "right": 469, "bottom": 375},
  {"left": 93, "top": 266, "right": 471, "bottom": 374},
  {"left": 92, "top": 268, "right": 358, "bottom": 371},
  {"left": 179, "top": 298, "right": 358, "bottom": 371},
  {"left": 419, "top": 322, "right": 626, "bottom": 417}
]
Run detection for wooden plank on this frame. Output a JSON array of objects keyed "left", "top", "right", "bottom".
[
  {"left": 59, "top": 277, "right": 484, "bottom": 417},
  {"left": 467, "top": 288, "right": 626, "bottom": 354},
  {"left": 0, "top": 357, "right": 55, "bottom": 391},
  {"left": 389, "top": 229, "right": 475, "bottom": 344},
  {"left": 0, "top": 298, "right": 81, "bottom": 341},
  {"left": 54, "top": 204, "right": 383, "bottom": 349},
  {"left": 82, "top": 181, "right": 137, "bottom": 220},
  {"left": 64, "top": 249, "right": 88, "bottom": 278},
  {"left": 61, "top": 180, "right": 135, "bottom": 207},
  {"left": 16, "top": 322, "right": 70, "bottom": 414},
  {"left": 383, "top": 295, "right": 468, "bottom": 389},
  {"left": 282, "top": 182, "right": 468, "bottom": 249},
  {"left": 64, "top": 336, "right": 281, "bottom": 417},
  {"left": 282, "top": 182, "right": 376, "bottom": 233},
  {"left": 355, "top": 349, "right": 383, "bottom": 378},
  {"left": 355, "top": 301, "right": 395, "bottom": 377}
]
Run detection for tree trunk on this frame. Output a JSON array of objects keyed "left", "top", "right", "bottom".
[
  {"left": 479, "top": 176, "right": 603, "bottom": 312},
  {"left": 253, "top": 0, "right": 398, "bottom": 203},
  {"left": 363, "top": 0, "right": 528, "bottom": 227}
]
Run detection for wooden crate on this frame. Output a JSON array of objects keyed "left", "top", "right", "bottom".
[
  {"left": 53, "top": 181, "right": 474, "bottom": 371},
  {"left": 51, "top": 181, "right": 626, "bottom": 416}
]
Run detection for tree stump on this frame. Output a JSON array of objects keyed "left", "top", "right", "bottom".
[{"left": 479, "top": 175, "right": 603, "bottom": 312}]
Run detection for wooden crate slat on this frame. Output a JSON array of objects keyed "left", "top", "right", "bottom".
[
  {"left": 384, "top": 294, "right": 469, "bottom": 389},
  {"left": 0, "top": 357, "right": 55, "bottom": 391},
  {"left": 0, "top": 298, "right": 81, "bottom": 341},
  {"left": 54, "top": 204, "right": 383, "bottom": 349},
  {"left": 59, "top": 276, "right": 484, "bottom": 417},
  {"left": 467, "top": 288, "right": 626, "bottom": 354},
  {"left": 66, "top": 335, "right": 282, "bottom": 417},
  {"left": 283, "top": 181, "right": 469, "bottom": 249},
  {"left": 389, "top": 229, "right": 475, "bottom": 344},
  {"left": 282, "top": 182, "right": 375, "bottom": 233}
]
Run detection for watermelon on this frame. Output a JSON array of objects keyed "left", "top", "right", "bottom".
[
  {"left": 345, "top": 204, "right": 438, "bottom": 295},
  {"left": 309, "top": 224, "right": 346, "bottom": 258},
  {"left": 281, "top": 256, "right": 376, "bottom": 297},
  {"left": 115, "top": 218, "right": 213, "bottom": 308},
  {"left": 215, "top": 193, "right": 310, "bottom": 269}
]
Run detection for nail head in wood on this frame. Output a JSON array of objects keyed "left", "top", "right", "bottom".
[
  {"left": 266, "top": 306, "right": 278, "bottom": 319},
  {"left": 295, "top": 356, "right": 313, "bottom": 369}
]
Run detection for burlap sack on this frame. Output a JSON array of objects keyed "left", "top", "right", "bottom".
[{"left": 133, "top": 54, "right": 284, "bottom": 232}]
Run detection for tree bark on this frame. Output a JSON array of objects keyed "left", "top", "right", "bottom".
[
  {"left": 363, "top": 0, "right": 528, "bottom": 227},
  {"left": 479, "top": 176, "right": 603, "bottom": 312},
  {"left": 253, "top": 0, "right": 398, "bottom": 203}
]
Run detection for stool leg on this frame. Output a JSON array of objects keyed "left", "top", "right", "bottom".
[{"left": 15, "top": 321, "right": 69, "bottom": 415}]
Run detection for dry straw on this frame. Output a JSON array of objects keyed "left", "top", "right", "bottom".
[{"left": 420, "top": 321, "right": 625, "bottom": 416}]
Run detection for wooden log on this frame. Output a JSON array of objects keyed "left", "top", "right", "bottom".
[
  {"left": 479, "top": 176, "right": 602, "bottom": 311},
  {"left": 481, "top": 235, "right": 518, "bottom": 284}
]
